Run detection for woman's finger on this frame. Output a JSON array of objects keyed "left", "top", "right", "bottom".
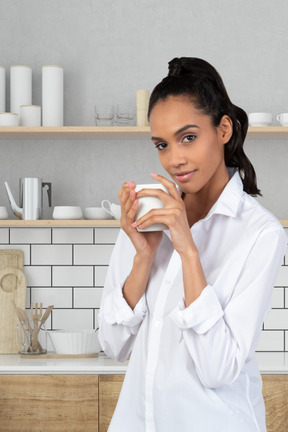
[
  {"left": 132, "top": 206, "right": 184, "bottom": 230},
  {"left": 150, "top": 173, "right": 181, "bottom": 200}
]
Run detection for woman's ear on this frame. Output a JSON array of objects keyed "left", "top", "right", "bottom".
[{"left": 217, "top": 115, "right": 233, "bottom": 144}]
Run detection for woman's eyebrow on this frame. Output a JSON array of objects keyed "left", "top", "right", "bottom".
[
  {"left": 151, "top": 124, "right": 199, "bottom": 142},
  {"left": 175, "top": 124, "right": 199, "bottom": 136}
]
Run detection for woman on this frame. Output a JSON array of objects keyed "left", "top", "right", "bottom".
[{"left": 99, "top": 57, "right": 286, "bottom": 432}]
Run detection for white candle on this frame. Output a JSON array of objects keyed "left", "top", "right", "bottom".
[
  {"left": 10, "top": 66, "right": 32, "bottom": 115},
  {"left": 42, "top": 65, "right": 64, "bottom": 126},
  {"left": 20, "top": 105, "right": 41, "bottom": 126},
  {"left": 136, "top": 89, "right": 149, "bottom": 126},
  {"left": 0, "top": 67, "right": 5, "bottom": 112},
  {"left": 0, "top": 113, "right": 19, "bottom": 126}
]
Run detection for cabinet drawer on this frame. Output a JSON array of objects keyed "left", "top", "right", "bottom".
[
  {"left": 99, "top": 375, "right": 124, "bottom": 432},
  {"left": 0, "top": 374, "right": 99, "bottom": 432}
]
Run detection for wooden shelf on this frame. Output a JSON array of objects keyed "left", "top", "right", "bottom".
[
  {"left": 0, "top": 219, "right": 286, "bottom": 227},
  {"left": 0, "top": 126, "right": 288, "bottom": 140},
  {"left": 0, "top": 126, "right": 151, "bottom": 140},
  {"left": 0, "top": 219, "right": 121, "bottom": 227}
]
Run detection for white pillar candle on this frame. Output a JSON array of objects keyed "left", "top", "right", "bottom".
[
  {"left": 42, "top": 65, "right": 64, "bottom": 126},
  {"left": 136, "top": 89, "right": 149, "bottom": 126},
  {"left": 20, "top": 105, "right": 41, "bottom": 126},
  {"left": 10, "top": 66, "right": 32, "bottom": 115},
  {"left": 0, "top": 113, "right": 19, "bottom": 126},
  {"left": 0, "top": 67, "right": 5, "bottom": 112}
]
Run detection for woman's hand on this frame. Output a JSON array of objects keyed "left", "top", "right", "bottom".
[
  {"left": 131, "top": 174, "right": 195, "bottom": 256},
  {"left": 118, "top": 181, "right": 163, "bottom": 259}
]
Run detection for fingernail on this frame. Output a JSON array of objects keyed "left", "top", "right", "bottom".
[
  {"left": 150, "top": 173, "right": 158, "bottom": 177},
  {"left": 131, "top": 221, "right": 137, "bottom": 227}
]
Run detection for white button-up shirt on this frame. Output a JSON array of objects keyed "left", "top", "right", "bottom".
[{"left": 99, "top": 171, "right": 286, "bottom": 432}]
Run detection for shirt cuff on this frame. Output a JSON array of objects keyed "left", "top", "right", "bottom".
[
  {"left": 169, "top": 285, "right": 224, "bottom": 334},
  {"left": 104, "top": 280, "right": 147, "bottom": 328}
]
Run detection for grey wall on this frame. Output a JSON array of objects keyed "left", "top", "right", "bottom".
[{"left": 1, "top": 0, "right": 288, "bottom": 218}]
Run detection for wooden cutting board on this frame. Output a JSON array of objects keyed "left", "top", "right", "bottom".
[{"left": 0, "top": 250, "right": 27, "bottom": 353}]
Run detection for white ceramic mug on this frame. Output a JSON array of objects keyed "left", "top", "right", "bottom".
[
  {"left": 134, "top": 184, "right": 168, "bottom": 232},
  {"left": 248, "top": 112, "right": 272, "bottom": 126},
  {"left": 276, "top": 113, "right": 288, "bottom": 126},
  {"left": 0, "top": 112, "right": 19, "bottom": 126},
  {"left": 101, "top": 200, "right": 121, "bottom": 219},
  {"left": 84, "top": 207, "right": 113, "bottom": 220}
]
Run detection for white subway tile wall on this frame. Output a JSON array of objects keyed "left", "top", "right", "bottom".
[{"left": 0, "top": 226, "right": 287, "bottom": 353}]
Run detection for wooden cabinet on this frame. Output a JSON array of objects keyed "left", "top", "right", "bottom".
[
  {"left": 99, "top": 375, "right": 124, "bottom": 432},
  {"left": 0, "top": 373, "right": 286, "bottom": 431},
  {"left": 0, "top": 375, "right": 99, "bottom": 432},
  {"left": 262, "top": 375, "right": 288, "bottom": 432}
]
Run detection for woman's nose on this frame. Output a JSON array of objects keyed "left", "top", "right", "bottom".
[{"left": 168, "top": 146, "right": 187, "bottom": 168}]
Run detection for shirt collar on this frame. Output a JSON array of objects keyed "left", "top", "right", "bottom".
[
  {"left": 205, "top": 169, "right": 245, "bottom": 219},
  {"left": 164, "top": 169, "right": 245, "bottom": 239},
  {"left": 175, "top": 168, "right": 245, "bottom": 220}
]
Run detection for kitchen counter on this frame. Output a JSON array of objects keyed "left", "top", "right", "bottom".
[
  {"left": 0, "top": 352, "right": 128, "bottom": 375},
  {"left": 0, "top": 352, "right": 287, "bottom": 375}
]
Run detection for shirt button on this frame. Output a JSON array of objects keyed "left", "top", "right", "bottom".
[{"left": 154, "top": 320, "right": 160, "bottom": 328}]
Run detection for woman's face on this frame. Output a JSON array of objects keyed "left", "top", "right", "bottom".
[{"left": 149, "top": 96, "right": 232, "bottom": 196}]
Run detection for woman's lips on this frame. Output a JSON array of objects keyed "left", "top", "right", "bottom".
[{"left": 174, "top": 170, "right": 196, "bottom": 182}]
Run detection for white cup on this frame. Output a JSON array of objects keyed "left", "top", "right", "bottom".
[
  {"left": 20, "top": 105, "right": 41, "bottom": 126},
  {"left": 276, "top": 113, "right": 288, "bottom": 126},
  {"left": 134, "top": 184, "right": 168, "bottom": 232},
  {"left": 0, "top": 206, "right": 8, "bottom": 219},
  {"left": 84, "top": 207, "right": 113, "bottom": 220},
  {"left": 0, "top": 112, "right": 19, "bottom": 126},
  {"left": 248, "top": 112, "right": 272, "bottom": 126},
  {"left": 101, "top": 200, "right": 121, "bottom": 219}
]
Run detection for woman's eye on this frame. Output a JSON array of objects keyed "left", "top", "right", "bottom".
[
  {"left": 183, "top": 134, "right": 196, "bottom": 143},
  {"left": 155, "top": 142, "right": 167, "bottom": 151}
]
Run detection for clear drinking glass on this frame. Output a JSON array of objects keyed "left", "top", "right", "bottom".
[
  {"left": 115, "top": 104, "right": 136, "bottom": 126},
  {"left": 95, "top": 105, "right": 115, "bottom": 126}
]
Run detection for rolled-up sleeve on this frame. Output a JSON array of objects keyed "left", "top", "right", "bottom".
[
  {"left": 98, "top": 230, "right": 147, "bottom": 362},
  {"left": 170, "top": 225, "right": 286, "bottom": 388},
  {"left": 170, "top": 285, "right": 224, "bottom": 333}
]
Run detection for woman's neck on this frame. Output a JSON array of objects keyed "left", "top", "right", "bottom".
[{"left": 183, "top": 167, "right": 230, "bottom": 227}]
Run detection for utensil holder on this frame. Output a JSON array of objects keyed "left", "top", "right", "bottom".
[{"left": 17, "top": 318, "right": 47, "bottom": 355}]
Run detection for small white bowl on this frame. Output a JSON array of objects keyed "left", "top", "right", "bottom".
[
  {"left": 84, "top": 207, "right": 113, "bottom": 220},
  {"left": 53, "top": 206, "right": 83, "bottom": 220},
  {"left": 47, "top": 329, "right": 101, "bottom": 355},
  {"left": 248, "top": 112, "right": 272, "bottom": 126}
]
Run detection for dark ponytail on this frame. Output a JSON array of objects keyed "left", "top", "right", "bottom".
[{"left": 148, "top": 57, "right": 261, "bottom": 196}]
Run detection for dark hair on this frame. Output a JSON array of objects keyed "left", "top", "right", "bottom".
[{"left": 148, "top": 57, "right": 261, "bottom": 196}]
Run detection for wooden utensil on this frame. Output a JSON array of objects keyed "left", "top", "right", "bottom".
[
  {"left": 0, "top": 250, "right": 26, "bottom": 354},
  {"left": 30, "top": 302, "right": 42, "bottom": 352},
  {"left": 12, "top": 301, "right": 31, "bottom": 350},
  {"left": 16, "top": 306, "right": 45, "bottom": 353},
  {"left": 37, "top": 305, "right": 54, "bottom": 333}
]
